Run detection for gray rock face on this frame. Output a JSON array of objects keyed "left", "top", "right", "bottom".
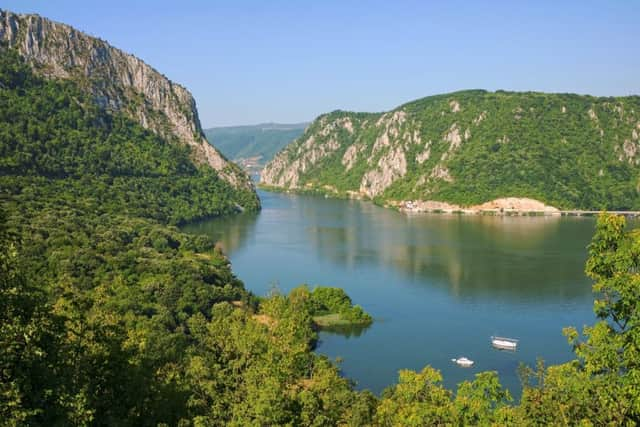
[
  {"left": 0, "top": 9, "right": 252, "bottom": 190},
  {"left": 261, "top": 110, "right": 417, "bottom": 198},
  {"left": 262, "top": 90, "right": 640, "bottom": 211},
  {"left": 359, "top": 146, "right": 407, "bottom": 198}
]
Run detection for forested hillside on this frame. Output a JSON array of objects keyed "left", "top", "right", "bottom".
[
  {"left": 0, "top": 8, "right": 253, "bottom": 190},
  {"left": 262, "top": 90, "right": 640, "bottom": 210},
  {"left": 2, "top": 13, "right": 640, "bottom": 426},
  {"left": 204, "top": 122, "right": 306, "bottom": 165},
  {"left": 0, "top": 44, "right": 369, "bottom": 426}
]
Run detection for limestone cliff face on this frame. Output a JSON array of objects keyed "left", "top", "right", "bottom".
[
  {"left": 0, "top": 9, "right": 252, "bottom": 190},
  {"left": 261, "top": 110, "right": 421, "bottom": 199},
  {"left": 261, "top": 90, "right": 640, "bottom": 210}
]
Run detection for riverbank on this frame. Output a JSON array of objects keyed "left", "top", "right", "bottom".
[
  {"left": 257, "top": 185, "right": 640, "bottom": 218},
  {"left": 391, "top": 198, "right": 640, "bottom": 218},
  {"left": 185, "top": 188, "right": 597, "bottom": 396}
]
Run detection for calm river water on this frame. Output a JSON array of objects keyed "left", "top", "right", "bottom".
[{"left": 183, "top": 189, "right": 600, "bottom": 397}]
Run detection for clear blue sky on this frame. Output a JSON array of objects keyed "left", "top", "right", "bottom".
[{"left": 2, "top": 1, "right": 639, "bottom": 127}]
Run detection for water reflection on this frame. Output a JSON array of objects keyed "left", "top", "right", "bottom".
[
  {"left": 181, "top": 190, "right": 602, "bottom": 395},
  {"left": 318, "top": 323, "right": 371, "bottom": 339},
  {"left": 183, "top": 190, "right": 594, "bottom": 302},
  {"left": 299, "top": 198, "right": 592, "bottom": 301},
  {"left": 182, "top": 211, "right": 259, "bottom": 254}
]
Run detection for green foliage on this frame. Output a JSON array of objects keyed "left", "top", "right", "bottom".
[
  {"left": 289, "top": 285, "right": 373, "bottom": 326},
  {"left": 266, "top": 90, "right": 640, "bottom": 210},
  {"left": 4, "top": 36, "right": 640, "bottom": 426},
  {"left": 0, "top": 47, "right": 259, "bottom": 224},
  {"left": 453, "top": 371, "right": 513, "bottom": 425},
  {"left": 516, "top": 213, "right": 640, "bottom": 425},
  {"left": 0, "top": 48, "right": 363, "bottom": 426},
  {"left": 0, "top": 48, "right": 261, "bottom": 425},
  {"left": 204, "top": 123, "right": 307, "bottom": 163},
  {"left": 0, "top": 209, "right": 67, "bottom": 426},
  {"left": 375, "top": 367, "right": 454, "bottom": 426},
  {"left": 567, "top": 213, "right": 640, "bottom": 422}
]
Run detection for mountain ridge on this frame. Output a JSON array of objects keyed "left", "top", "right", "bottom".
[
  {"left": 262, "top": 89, "right": 640, "bottom": 210},
  {"left": 0, "top": 8, "right": 253, "bottom": 190}
]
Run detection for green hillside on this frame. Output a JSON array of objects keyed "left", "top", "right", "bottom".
[
  {"left": 0, "top": 41, "right": 371, "bottom": 426},
  {"left": 204, "top": 122, "right": 307, "bottom": 163},
  {"left": 3, "top": 19, "right": 640, "bottom": 426},
  {"left": 262, "top": 90, "right": 640, "bottom": 210}
]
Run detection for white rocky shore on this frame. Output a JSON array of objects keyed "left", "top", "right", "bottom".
[{"left": 394, "top": 197, "right": 561, "bottom": 216}]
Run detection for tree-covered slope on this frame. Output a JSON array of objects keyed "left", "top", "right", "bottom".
[
  {"left": 0, "top": 8, "right": 253, "bottom": 190},
  {"left": 0, "top": 43, "right": 359, "bottom": 426},
  {"left": 204, "top": 122, "right": 307, "bottom": 164},
  {"left": 2, "top": 26, "right": 640, "bottom": 427},
  {"left": 262, "top": 90, "right": 640, "bottom": 210},
  {"left": 0, "top": 48, "right": 259, "bottom": 222}
]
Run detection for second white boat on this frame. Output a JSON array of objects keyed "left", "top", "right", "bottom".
[{"left": 451, "top": 357, "right": 474, "bottom": 367}]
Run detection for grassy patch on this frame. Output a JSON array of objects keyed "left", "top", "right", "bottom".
[{"left": 313, "top": 313, "right": 356, "bottom": 327}]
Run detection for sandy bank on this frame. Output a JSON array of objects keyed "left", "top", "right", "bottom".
[{"left": 394, "top": 197, "right": 561, "bottom": 216}]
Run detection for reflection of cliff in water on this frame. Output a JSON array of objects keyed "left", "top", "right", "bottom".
[
  {"left": 301, "top": 199, "right": 594, "bottom": 301},
  {"left": 182, "top": 212, "right": 259, "bottom": 254},
  {"left": 182, "top": 190, "right": 595, "bottom": 302}
]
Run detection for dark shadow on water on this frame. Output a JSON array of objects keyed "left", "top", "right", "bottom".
[
  {"left": 318, "top": 322, "right": 372, "bottom": 338},
  {"left": 181, "top": 211, "right": 260, "bottom": 254}
]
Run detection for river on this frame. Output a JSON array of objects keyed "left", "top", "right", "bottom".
[{"left": 183, "top": 189, "right": 599, "bottom": 397}]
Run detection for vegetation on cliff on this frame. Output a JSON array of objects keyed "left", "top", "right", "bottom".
[
  {"left": 0, "top": 48, "right": 259, "bottom": 222},
  {"left": 0, "top": 8, "right": 253, "bottom": 190},
  {"left": 262, "top": 90, "right": 640, "bottom": 210},
  {"left": 0, "top": 45, "right": 357, "bottom": 426},
  {"left": 2, "top": 15, "right": 640, "bottom": 426}
]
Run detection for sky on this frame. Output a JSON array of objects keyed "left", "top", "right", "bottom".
[{"left": 2, "top": 1, "right": 639, "bottom": 127}]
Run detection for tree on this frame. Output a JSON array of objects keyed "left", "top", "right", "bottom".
[
  {"left": 0, "top": 209, "right": 77, "bottom": 425},
  {"left": 561, "top": 213, "right": 640, "bottom": 423},
  {"left": 375, "top": 367, "right": 454, "bottom": 426}
]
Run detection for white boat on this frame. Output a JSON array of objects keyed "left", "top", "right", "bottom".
[
  {"left": 451, "top": 357, "right": 474, "bottom": 367},
  {"left": 491, "top": 336, "right": 518, "bottom": 351}
]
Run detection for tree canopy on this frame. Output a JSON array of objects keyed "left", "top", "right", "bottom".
[{"left": 2, "top": 45, "right": 640, "bottom": 425}]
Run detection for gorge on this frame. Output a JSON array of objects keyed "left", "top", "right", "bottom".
[{"left": 2, "top": 6, "right": 640, "bottom": 426}]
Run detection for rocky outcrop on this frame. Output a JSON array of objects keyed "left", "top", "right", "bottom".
[
  {"left": 262, "top": 89, "right": 640, "bottom": 210},
  {"left": 262, "top": 109, "right": 416, "bottom": 198},
  {"left": 397, "top": 197, "right": 560, "bottom": 215},
  {"left": 0, "top": 9, "right": 252, "bottom": 190},
  {"left": 261, "top": 116, "right": 355, "bottom": 188},
  {"left": 342, "top": 144, "right": 360, "bottom": 171},
  {"left": 359, "top": 146, "right": 407, "bottom": 198}
]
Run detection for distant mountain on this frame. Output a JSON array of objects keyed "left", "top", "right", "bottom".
[
  {"left": 262, "top": 90, "right": 640, "bottom": 210},
  {"left": 204, "top": 122, "right": 307, "bottom": 165}
]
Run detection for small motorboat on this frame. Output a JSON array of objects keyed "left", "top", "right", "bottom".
[
  {"left": 451, "top": 357, "right": 474, "bottom": 367},
  {"left": 491, "top": 336, "right": 518, "bottom": 351}
]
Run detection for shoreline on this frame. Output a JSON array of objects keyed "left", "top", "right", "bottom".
[
  {"left": 393, "top": 198, "right": 640, "bottom": 218},
  {"left": 400, "top": 207, "right": 640, "bottom": 218},
  {"left": 257, "top": 185, "right": 640, "bottom": 218}
]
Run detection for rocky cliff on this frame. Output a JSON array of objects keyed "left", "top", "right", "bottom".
[
  {"left": 261, "top": 90, "right": 640, "bottom": 210},
  {"left": 0, "top": 9, "right": 252, "bottom": 190}
]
